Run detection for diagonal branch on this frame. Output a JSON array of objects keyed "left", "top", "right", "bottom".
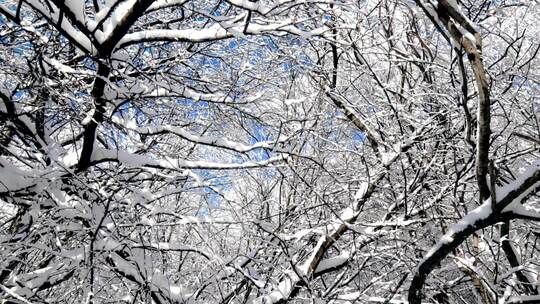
[{"left": 408, "top": 162, "right": 540, "bottom": 304}]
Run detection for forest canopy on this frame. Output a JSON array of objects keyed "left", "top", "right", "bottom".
[{"left": 1, "top": 0, "right": 540, "bottom": 303}]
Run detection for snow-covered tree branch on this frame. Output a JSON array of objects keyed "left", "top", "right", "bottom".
[{"left": 1, "top": 0, "right": 540, "bottom": 303}]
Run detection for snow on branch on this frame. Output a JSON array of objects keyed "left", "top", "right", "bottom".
[
  {"left": 42, "top": 56, "right": 94, "bottom": 76},
  {"left": 119, "top": 124, "right": 287, "bottom": 153},
  {"left": 23, "top": 0, "right": 96, "bottom": 54},
  {"left": 91, "top": 148, "right": 286, "bottom": 170},
  {"left": 146, "top": 0, "right": 190, "bottom": 12},
  {"left": 506, "top": 295, "right": 540, "bottom": 304},
  {"left": 107, "top": 252, "right": 187, "bottom": 302},
  {"left": 116, "top": 21, "right": 326, "bottom": 49},
  {"left": 409, "top": 161, "right": 540, "bottom": 304},
  {"left": 131, "top": 242, "right": 213, "bottom": 260},
  {"left": 107, "top": 83, "right": 235, "bottom": 104}
]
